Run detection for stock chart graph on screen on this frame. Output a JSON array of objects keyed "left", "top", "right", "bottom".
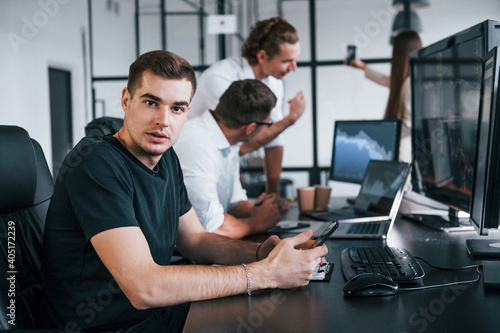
[{"left": 329, "top": 120, "right": 401, "bottom": 184}]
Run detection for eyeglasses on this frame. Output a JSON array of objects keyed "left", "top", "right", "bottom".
[
  {"left": 250, "top": 120, "right": 273, "bottom": 127},
  {"left": 211, "top": 110, "right": 273, "bottom": 127}
]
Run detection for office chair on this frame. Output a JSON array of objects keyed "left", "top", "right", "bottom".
[
  {"left": 0, "top": 125, "right": 54, "bottom": 330},
  {"left": 84, "top": 117, "right": 123, "bottom": 137}
]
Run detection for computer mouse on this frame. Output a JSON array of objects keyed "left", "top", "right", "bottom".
[{"left": 343, "top": 273, "right": 399, "bottom": 297}]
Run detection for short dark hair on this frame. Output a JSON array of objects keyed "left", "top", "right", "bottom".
[
  {"left": 214, "top": 79, "right": 277, "bottom": 129},
  {"left": 241, "top": 17, "right": 299, "bottom": 66},
  {"left": 127, "top": 50, "right": 197, "bottom": 99}
]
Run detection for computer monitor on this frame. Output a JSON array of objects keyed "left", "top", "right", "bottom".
[
  {"left": 466, "top": 47, "right": 500, "bottom": 261},
  {"left": 410, "top": 20, "right": 500, "bottom": 229},
  {"left": 329, "top": 119, "right": 401, "bottom": 184},
  {"left": 469, "top": 47, "right": 500, "bottom": 236}
]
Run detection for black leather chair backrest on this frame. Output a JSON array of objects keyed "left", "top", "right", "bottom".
[
  {"left": 84, "top": 117, "right": 123, "bottom": 137},
  {"left": 0, "top": 125, "right": 54, "bottom": 329}
]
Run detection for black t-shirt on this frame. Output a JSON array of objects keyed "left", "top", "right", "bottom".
[{"left": 39, "top": 135, "right": 192, "bottom": 330}]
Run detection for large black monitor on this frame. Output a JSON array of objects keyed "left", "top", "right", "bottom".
[
  {"left": 410, "top": 19, "right": 500, "bottom": 229},
  {"left": 466, "top": 47, "right": 500, "bottom": 261},
  {"left": 469, "top": 47, "right": 500, "bottom": 236},
  {"left": 329, "top": 119, "right": 401, "bottom": 184}
]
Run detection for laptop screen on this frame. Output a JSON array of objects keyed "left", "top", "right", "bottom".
[
  {"left": 354, "top": 160, "right": 410, "bottom": 215},
  {"left": 329, "top": 120, "right": 402, "bottom": 184}
]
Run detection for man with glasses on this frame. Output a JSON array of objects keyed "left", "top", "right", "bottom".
[
  {"left": 175, "top": 79, "right": 283, "bottom": 239},
  {"left": 189, "top": 17, "right": 306, "bottom": 196}
]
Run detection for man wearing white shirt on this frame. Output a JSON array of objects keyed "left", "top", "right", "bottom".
[
  {"left": 189, "top": 17, "right": 306, "bottom": 195},
  {"left": 175, "top": 79, "right": 284, "bottom": 238}
]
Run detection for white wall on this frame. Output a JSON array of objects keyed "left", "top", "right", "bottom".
[{"left": 0, "top": 0, "right": 90, "bottom": 174}]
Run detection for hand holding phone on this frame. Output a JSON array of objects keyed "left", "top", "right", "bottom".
[
  {"left": 309, "top": 220, "right": 339, "bottom": 249},
  {"left": 345, "top": 45, "right": 356, "bottom": 65}
]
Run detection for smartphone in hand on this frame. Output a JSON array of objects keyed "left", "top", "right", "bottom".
[
  {"left": 309, "top": 220, "right": 339, "bottom": 249},
  {"left": 345, "top": 45, "right": 356, "bottom": 65}
]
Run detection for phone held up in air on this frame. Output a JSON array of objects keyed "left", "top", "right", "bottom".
[
  {"left": 309, "top": 220, "right": 339, "bottom": 249},
  {"left": 345, "top": 44, "right": 356, "bottom": 65}
]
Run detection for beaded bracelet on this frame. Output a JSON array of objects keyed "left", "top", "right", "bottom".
[{"left": 242, "top": 264, "right": 251, "bottom": 296}]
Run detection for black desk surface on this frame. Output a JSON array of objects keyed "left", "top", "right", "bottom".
[{"left": 183, "top": 198, "right": 500, "bottom": 333}]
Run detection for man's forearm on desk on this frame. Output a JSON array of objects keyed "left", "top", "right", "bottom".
[
  {"left": 212, "top": 214, "right": 262, "bottom": 240},
  {"left": 177, "top": 209, "right": 260, "bottom": 264}
]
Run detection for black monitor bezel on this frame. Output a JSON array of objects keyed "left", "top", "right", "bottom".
[
  {"left": 328, "top": 119, "right": 401, "bottom": 184},
  {"left": 409, "top": 20, "right": 500, "bottom": 61},
  {"left": 470, "top": 47, "right": 500, "bottom": 235}
]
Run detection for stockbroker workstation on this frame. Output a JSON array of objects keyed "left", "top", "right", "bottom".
[
  {"left": 185, "top": 20, "right": 500, "bottom": 332},
  {"left": 2, "top": 1, "right": 500, "bottom": 332}
]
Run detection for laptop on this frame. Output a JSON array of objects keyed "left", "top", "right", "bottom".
[{"left": 303, "top": 160, "right": 411, "bottom": 239}]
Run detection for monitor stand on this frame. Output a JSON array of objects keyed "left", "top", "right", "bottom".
[
  {"left": 466, "top": 239, "right": 500, "bottom": 289},
  {"left": 466, "top": 239, "right": 500, "bottom": 258},
  {"left": 405, "top": 208, "right": 474, "bottom": 232}
]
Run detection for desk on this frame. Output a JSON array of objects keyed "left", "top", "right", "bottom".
[{"left": 183, "top": 199, "right": 500, "bottom": 333}]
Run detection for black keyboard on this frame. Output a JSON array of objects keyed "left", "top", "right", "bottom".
[{"left": 341, "top": 246, "right": 425, "bottom": 283}]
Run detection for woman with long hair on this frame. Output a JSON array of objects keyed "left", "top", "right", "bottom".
[{"left": 349, "top": 31, "right": 423, "bottom": 163}]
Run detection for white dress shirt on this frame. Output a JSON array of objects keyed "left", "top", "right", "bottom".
[
  {"left": 174, "top": 111, "right": 248, "bottom": 232},
  {"left": 189, "top": 56, "right": 285, "bottom": 147}
]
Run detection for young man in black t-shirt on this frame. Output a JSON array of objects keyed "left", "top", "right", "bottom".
[{"left": 39, "top": 50, "right": 327, "bottom": 332}]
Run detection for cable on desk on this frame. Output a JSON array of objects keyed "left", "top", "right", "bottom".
[
  {"left": 414, "top": 257, "right": 481, "bottom": 271},
  {"left": 398, "top": 258, "right": 482, "bottom": 292}
]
